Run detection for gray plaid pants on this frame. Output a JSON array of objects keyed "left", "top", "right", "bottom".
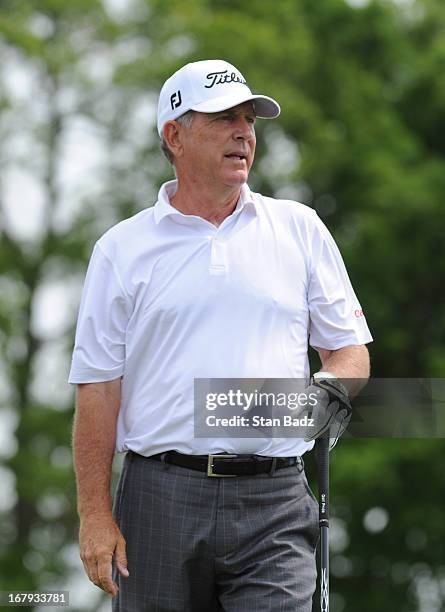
[{"left": 112, "top": 452, "right": 318, "bottom": 611}]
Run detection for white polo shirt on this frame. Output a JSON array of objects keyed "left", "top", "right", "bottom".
[{"left": 69, "top": 180, "right": 372, "bottom": 457}]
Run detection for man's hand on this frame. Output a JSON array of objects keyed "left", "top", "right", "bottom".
[
  {"left": 303, "top": 379, "right": 352, "bottom": 450},
  {"left": 79, "top": 512, "right": 129, "bottom": 597}
]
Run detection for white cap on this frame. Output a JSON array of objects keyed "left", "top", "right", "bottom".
[{"left": 157, "top": 59, "right": 281, "bottom": 137}]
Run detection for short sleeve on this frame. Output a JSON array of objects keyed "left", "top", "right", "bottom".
[
  {"left": 307, "top": 214, "right": 373, "bottom": 350},
  {"left": 68, "top": 244, "right": 130, "bottom": 384}
]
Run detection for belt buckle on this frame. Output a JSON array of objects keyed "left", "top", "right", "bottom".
[{"left": 207, "top": 454, "right": 238, "bottom": 477}]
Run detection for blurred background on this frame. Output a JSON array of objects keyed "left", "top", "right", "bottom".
[{"left": 1, "top": 0, "right": 444, "bottom": 610}]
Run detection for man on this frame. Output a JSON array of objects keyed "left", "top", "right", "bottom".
[{"left": 70, "top": 59, "right": 372, "bottom": 611}]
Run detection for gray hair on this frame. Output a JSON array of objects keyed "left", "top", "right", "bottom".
[{"left": 160, "top": 110, "right": 195, "bottom": 165}]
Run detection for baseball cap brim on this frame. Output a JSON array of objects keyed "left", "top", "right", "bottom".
[{"left": 190, "top": 93, "right": 281, "bottom": 118}]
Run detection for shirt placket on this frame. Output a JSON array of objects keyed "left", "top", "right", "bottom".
[{"left": 209, "top": 234, "right": 227, "bottom": 276}]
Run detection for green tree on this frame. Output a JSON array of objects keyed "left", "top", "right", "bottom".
[{"left": 0, "top": 1, "right": 128, "bottom": 609}]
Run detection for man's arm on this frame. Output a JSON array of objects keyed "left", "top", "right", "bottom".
[
  {"left": 314, "top": 344, "right": 370, "bottom": 397},
  {"left": 72, "top": 378, "right": 129, "bottom": 597}
]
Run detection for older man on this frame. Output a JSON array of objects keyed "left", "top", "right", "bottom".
[{"left": 70, "top": 59, "right": 372, "bottom": 611}]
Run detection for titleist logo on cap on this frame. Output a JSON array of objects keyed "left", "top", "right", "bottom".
[{"left": 205, "top": 70, "right": 247, "bottom": 89}]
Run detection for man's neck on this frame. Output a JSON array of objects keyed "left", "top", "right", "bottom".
[{"left": 169, "top": 178, "right": 243, "bottom": 227}]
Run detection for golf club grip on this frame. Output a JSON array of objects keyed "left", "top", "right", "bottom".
[{"left": 317, "top": 434, "right": 330, "bottom": 523}]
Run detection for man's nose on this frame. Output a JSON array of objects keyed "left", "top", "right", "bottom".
[{"left": 233, "top": 117, "right": 254, "bottom": 139}]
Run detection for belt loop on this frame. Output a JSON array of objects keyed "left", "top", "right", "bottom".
[
  {"left": 252, "top": 455, "right": 259, "bottom": 476},
  {"left": 296, "top": 456, "right": 304, "bottom": 473},
  {"left": 160, "top": 452, "right": 171, "bottom": 470},
  {"left": 268, "top": 457, "right": 277, "bottom": 477}
]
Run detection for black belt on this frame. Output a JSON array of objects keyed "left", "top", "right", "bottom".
[{"left": 145, "top": 451, "right": 303, "bottom": 477}]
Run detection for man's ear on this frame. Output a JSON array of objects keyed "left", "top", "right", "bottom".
[{"left": 163, "top": 121, "right": 183, "bottom": 159}]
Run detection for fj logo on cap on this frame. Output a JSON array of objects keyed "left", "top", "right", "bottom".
[
  {"left": 170, "top": 90, "right": 182, "bottom": 110},
  {"left": 205, "top": 70, "right": 247, "bottom": 89}
]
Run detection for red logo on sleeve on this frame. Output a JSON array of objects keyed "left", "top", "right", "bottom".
[{"left": 354, "top": 309, "right": 364, "bottom": 318}]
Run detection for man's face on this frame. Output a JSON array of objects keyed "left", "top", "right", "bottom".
[{"left": 177, "top": 101, "right": 256, "bottom": 189}]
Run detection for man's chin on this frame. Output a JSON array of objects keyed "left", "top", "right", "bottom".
[{"left": 222, "top": 171, "right": 249, "bottom": 188}]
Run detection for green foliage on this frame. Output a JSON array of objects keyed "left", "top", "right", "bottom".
[{"left": 1, "top": 0, "right": 444, "bottom": 610}]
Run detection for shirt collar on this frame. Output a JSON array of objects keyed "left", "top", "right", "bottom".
[{"left": 153, "top": 180, "right": 257, "bottom": 225}]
